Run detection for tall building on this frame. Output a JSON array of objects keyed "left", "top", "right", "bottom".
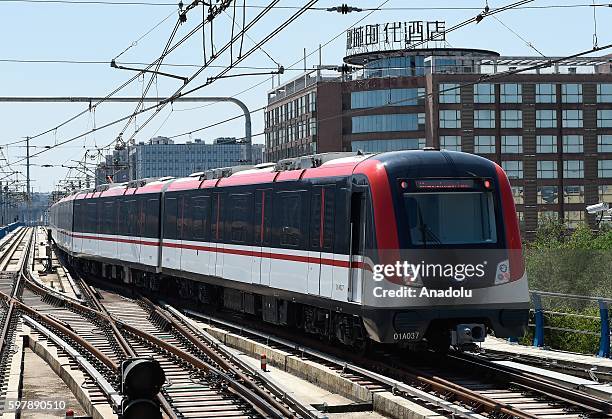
[
  {"left": 264, "top": 27, "right": 612, "bottom": 237},
  {"left": 96, "top": 136, "right": 264, "bottom": 186}
]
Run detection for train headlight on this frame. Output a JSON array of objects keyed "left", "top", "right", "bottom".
[{"left": 494, "top": 259, "right": 511, "bottom": 285}]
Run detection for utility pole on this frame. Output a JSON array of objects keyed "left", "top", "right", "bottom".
[{"left": 26, "top": 136, "right": 30, "bottom": 226}]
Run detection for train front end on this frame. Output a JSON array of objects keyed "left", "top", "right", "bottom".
[{"left": 358, "top": 150, "right": 530, "bottom": 350}]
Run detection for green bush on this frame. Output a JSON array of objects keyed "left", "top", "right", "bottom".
[{"left": 520, "top": 221, "right": 612, "bottom": 354}]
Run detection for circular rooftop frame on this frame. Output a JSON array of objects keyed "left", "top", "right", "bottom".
[{"left": 344, "top": 48, "right": 500, "bottom": 66}]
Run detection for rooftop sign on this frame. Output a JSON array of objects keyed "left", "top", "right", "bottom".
[{"left": 346, "top": 21, "right": 446, "bottom": 56}]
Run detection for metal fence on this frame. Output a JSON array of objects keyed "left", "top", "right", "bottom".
[{"left": 529, "top": 290, "right": 611, "bottom": 358}]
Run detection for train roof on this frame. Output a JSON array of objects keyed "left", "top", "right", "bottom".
[{"left": 50, "top": 150, "right": 500, "bottom": 207}]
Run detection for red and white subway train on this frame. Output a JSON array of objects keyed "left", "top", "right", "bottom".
[{"left": 49, "top": 150, "right": 530, "bottom": 351}]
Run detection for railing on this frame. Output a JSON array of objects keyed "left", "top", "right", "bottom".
[
  {"left": 0, "top": 222, "right": 24, "bottom": 239},
  {"left": 528, "top": 290, "right": 611, "bottom": 358}
]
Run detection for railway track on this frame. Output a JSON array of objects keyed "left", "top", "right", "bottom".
[
  {"left": 176, "top": 307, "right": 612, "bottom": 419},
  {"left": 0, "top": 229, "right": 320, "bottom": 418},
  {"left": 0, "top": 227, "right": 36, "bottom": 414},
  {"left": 6, "top": 227, "right": 611, "bottom": 419}
]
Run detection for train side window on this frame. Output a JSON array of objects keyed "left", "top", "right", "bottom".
[
  {"left": 178, "top": 194, "right": 188, "bottom": 241},
  {"left": 164, "top": 197, "right": 178, "bottom": 240},
  {"left": 211, "top": 193, "right": 224, "bottom": 242},
  {"left": 138, "top": 198, "right": 147, "bottom": 237},
  {"left": 145, "top": 198, "right": 160, "bottom": 238},
  {"left": 87, "top": 202, "right": 97, "bottom": 234},
  {"left": 74, "top": 203, "right": 81, "bottom": 232},
  {"left": 228, "top": 193, "right": 253, "bottom": 244},
  {"left": 192, "top": 195, "right": 211, "bottom": 241},
  {"left": 116, "top": 200, "right": 125, "bottom": 236},
  {"left": 97, "top": 199, "right": 104, "bottom": 234},
  {"left": 126, "top": 200, "right": 137, "bottom": 236},
  {"left": 277, "top": 190, "right": 303, "bottom": 248},
  {"left": 104, "top": 201, "right": 114, "bottom": 235},
  {"left": 310, "top": 185, "right": 335, "bottom": 252},
  {"left": 254, "top": 189, "right": 272, "bottom": 245}
]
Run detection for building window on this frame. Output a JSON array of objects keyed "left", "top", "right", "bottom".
[
  {"left": 351, "top": 138, "right": 425, "bottom": 152},
  {"left": 310, "top": 92, "right": 317, "bottom": 112},
  {"left": 474, "top": 83, "right": 494, "bottom": 103},
  {"left": 439, "top": 110, "right": 461, "bottom": 128},
  {"left": 563, "top": 135, "right": 583, "bottom": 153},
  {"left": 537, "top": 160, "right": 557, "bottom": 179},
  {"left": 500, "top": 83, "right": 521, "bottom": 103},
  {"left": 440, "top": 135, "right": 461, "bottom": 151},
  {"left": 598, "top": 135, "right": 612, "bottom": 152},
  {"left": 564, "top": 160, "right": 584, "bottom": 178},
  {"left": 502, "top": 161, "right": 523, "bottom": 179},
  {"left": 536, "top": 110, "right": 557, "bottom": 128},
  {"left": 501, "top": 110, "right": 522, "bottom": 128},
  {"left": 352, "top": 114, "right": 420, "bottom": 133},
  {"left": 475, "top": 135, "right": 495, "bottom": 153},
  {"left": 563, "top": 185, "right": 584, "bottom": 204},
  {"left": 418, "top": 112, "right": 425, "bottom": 129},
  {"left": 599, "top": 160, "right": 612, "bottom": 177},
  {"left": 310, "top": 118, "right": 317, "bottom": 136},
  {"left": 600, "top": 185, "right": 612, "bottom": 202},
  {"left": 474, "top": 109, "right": 495, "bottom": 128},
  {"left": 351, "top": 88, "right": 421, "bottom": 108},
  {"left": 597, "top": 84, "right": 612, "bottom": 102},
  {"left": 536, "top": 83, "right": 556, "bottom": 103},
  {"left": 562, "top": 110, "right": 583, "bottom": 128},
  {"left": 512, "top": 186, "right": 524, "bottom": 204},
  {"left": 439, "top": 83, "right": 460, "bottom": 103},
  {"left": 562, "top": 83, "right": 582, "bottom": 103},
  {"left": 537, "top": 135, "right": 557, "bottom": 153},
  {"left": 566, "top": 211, "right": 584, "bottom": 228},
  {"left": 539, "top": 211, "right": 559, "bottom": 224},
  {"left": 597, "top": 110, "right": 612, "bottom": 127},
  {"left": 538, "top": 186, "right": 558, "bottom": 204},
  {"left": 501, "top": 135, "right": 522, "bottom": 153}
]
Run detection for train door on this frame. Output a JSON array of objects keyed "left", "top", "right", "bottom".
[
  {"left": 162, "top": 196, "right": 180, "bottom": 270},
  {"left": 308, "top": 185, "right": 336, "bottom": 297},
  {"left": 186, "top": 195, "right": 211, "bottom": 275},
  {"left": 126, "top": 199, "right": 139, "bottom": 264},
  {"left": 136, "top": 198, "right": 146, "bottom": 265},
  {"left": 253, "top": 189, "right": 272, "bottom": 286},
  {"left": 307, "top": 187, "right": 322, "bottom": 296},
  {"left": 348, "top": 191, "right": 366, "bottom": 303},
  {"left": 212, "top": 192, "right": 224, "bottom": 278}
]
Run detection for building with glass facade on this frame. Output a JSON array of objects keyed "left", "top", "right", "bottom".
[
  {"left": 95, "top": 136, "right": 264, "bottom": 186},
  {"left": 264, "top": 48, "right": 612, "bottom": 236}
]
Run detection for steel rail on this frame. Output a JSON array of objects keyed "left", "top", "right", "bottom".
[
  {"left": 118, "top": 319, "right": 288, "bottom": 419},
  {"left": 71, "top": 275, "right": 178, "bottom": 419},
  {"left": 142, "top": 296, "right": 310, "bottom": 419},
  {"left": 22, "top": 314, "right": 123, "bottom": 408},
  {"left": 184, "top": 310, "right": 612, "bottom": 419},
  {"left": 449, "top": 352, "right": 612, "bottom": 416},
  {"left": 0, "top": 227, "right": 31, "bottom": 356},
  {"left": 20, "top": 263, "right": 293, "bottom": 419}
]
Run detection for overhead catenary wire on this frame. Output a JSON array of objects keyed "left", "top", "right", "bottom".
[
  {"left": 20, "top": 38, "right": 612, "bottom": 169},
  {"left": 119, "top": 0, "right": 287, "bottom": 144},
  {"left": 166, "top": 40, "right": 612, "bottom": 144},
  {"left": 5, "top": 0, "right": 223, "bottom": 149},
  {"left": 2, "top": 0, "right": 612, "bottom": 9}
]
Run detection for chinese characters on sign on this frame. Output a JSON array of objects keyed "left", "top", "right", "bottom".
[{"left": 346, "top": 21, "right": 446, "bottom": 54}]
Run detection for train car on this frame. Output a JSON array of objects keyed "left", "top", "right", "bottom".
[{"left": 49, "top": 150, "right": 530, "bottom": 351}]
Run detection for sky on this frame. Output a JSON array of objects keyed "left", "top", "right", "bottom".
[{"left": 0, "top": 0, "right": 610, "bottom": 192}]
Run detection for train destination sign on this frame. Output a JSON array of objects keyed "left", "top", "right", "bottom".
[{"left": 346, "top": 21, "right": 446, "bottom": 55}]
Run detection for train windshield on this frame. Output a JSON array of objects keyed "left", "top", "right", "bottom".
[{"left": 403, "top": 191, "right": 497, "bottom": 245}]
